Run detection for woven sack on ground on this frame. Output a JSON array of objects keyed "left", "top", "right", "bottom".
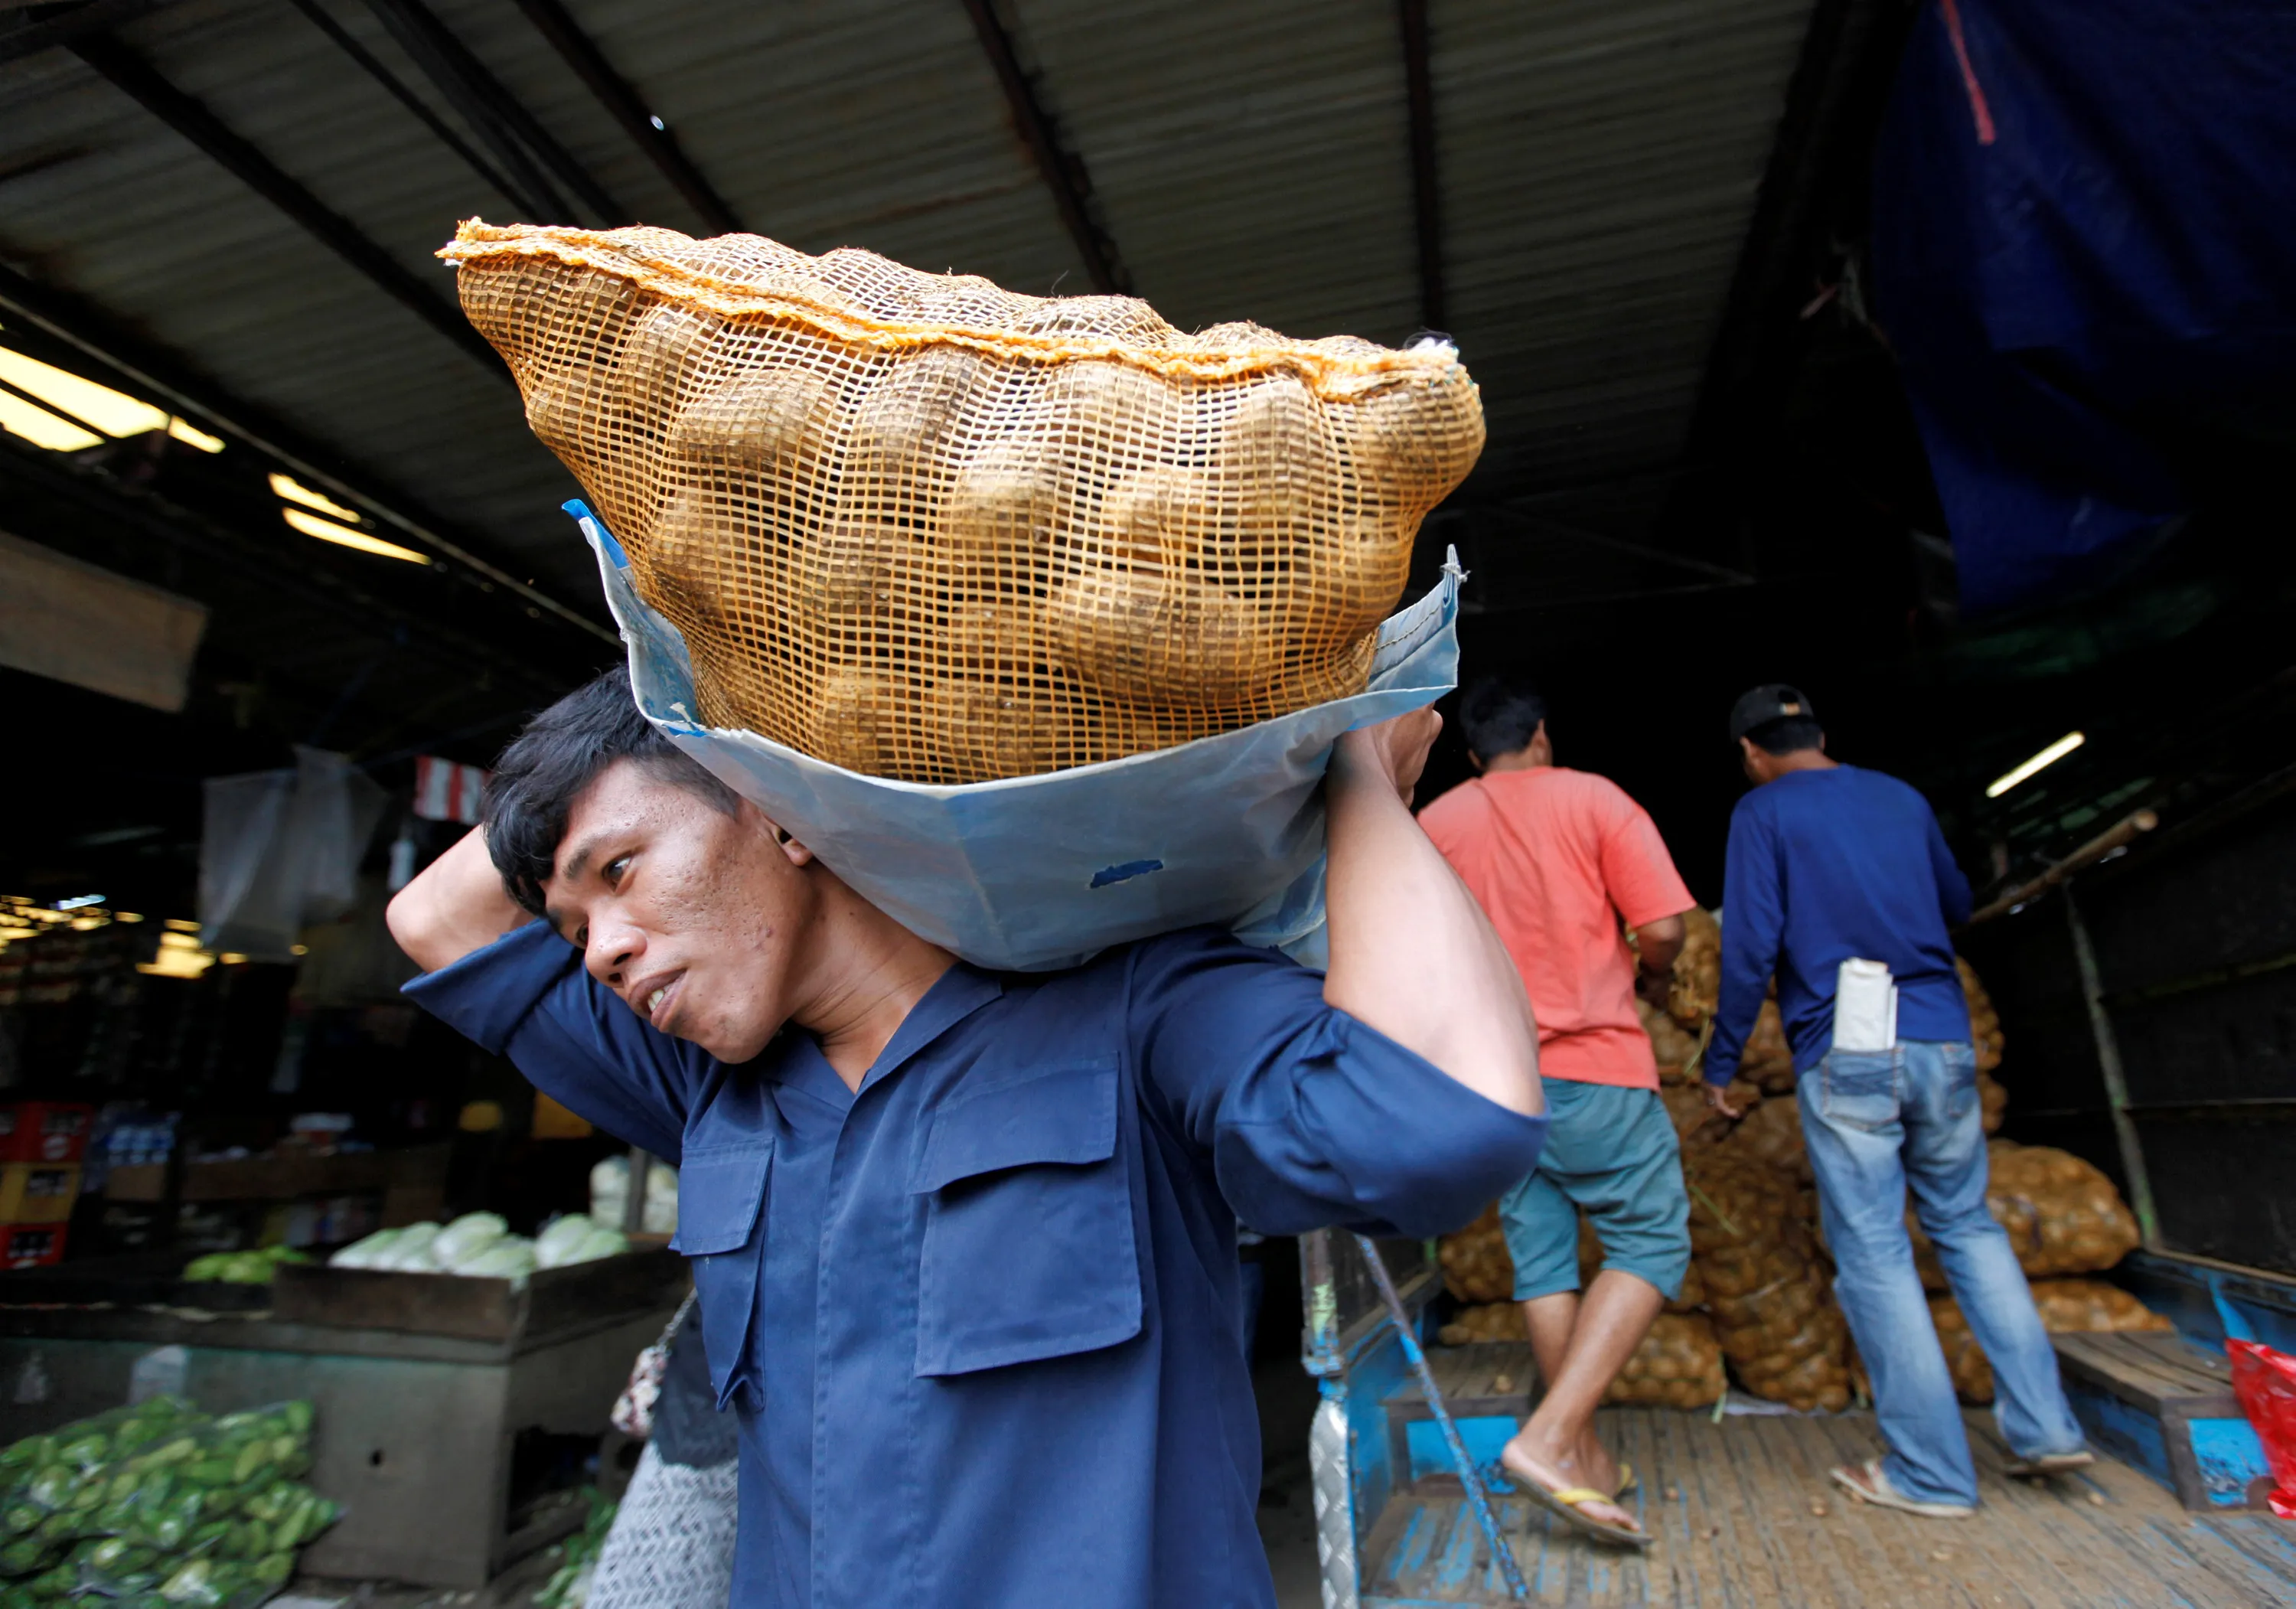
[
  {"left": 1959, "top": 957, "right": 2005, "bottom": 1073},
  {"left": 1739, "top": 997, "right": 1798, "bottom": 1093},
  {"left": 1685, "top": 1154, "right": 1850, "bottom": 1411},
  {"left": 444, "top": 221, "right": 1483, "bottom": 784},
  {"left": 1909, "top": 1140, "right": 2140, "bottom": 1287},
  {"left": 1929, "top": 1279, "right": 2172, "bottom": 1405},
  {"left": 1606, "top": 1313, "right": 1727, "bottom": 1408},
  {"left": 1437, "top": 1301, "right": 1528, "bottom": 1346}
]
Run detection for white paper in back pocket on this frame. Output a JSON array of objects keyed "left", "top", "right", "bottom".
[{"left": 1833, "top": 958, "right": 1898, "bottom": 1053}]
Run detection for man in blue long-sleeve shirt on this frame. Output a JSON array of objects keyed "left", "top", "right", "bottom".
[
  {"left": 386, "top": 669, "right": 1545, "bottom": 1608},
  {"left": 1704, "top": 685, "right": 2088, "bottom": 1519}
]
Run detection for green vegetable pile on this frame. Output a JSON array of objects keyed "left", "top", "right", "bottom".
[
  {"left": 0, "top": 1395, "right": 340, "bottom": 1607},
  {"left": 179, "top": 1248, "right": 310, "bottom": 1288}
]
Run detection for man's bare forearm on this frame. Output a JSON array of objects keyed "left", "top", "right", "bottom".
[
  {"left": 1322, "top": 724, "right": 1542, "bottom": 1117},
  {"left": 386, "top": 826, "right": 531, "bottom": 972}
]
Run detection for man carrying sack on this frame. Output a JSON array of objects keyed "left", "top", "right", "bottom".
[
  {"left": 1704, "top": 684, "right": 2090, "bottom": 1518},
  {"left": 1418, "top": 677, "right": 1697, "bottom": 1548},
  {"left": 387, "top": 671, "right": 1544, "bottom": 1609}
]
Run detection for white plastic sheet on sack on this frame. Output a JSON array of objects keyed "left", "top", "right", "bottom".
[
  {"left": 199, "top": 745, "right": 387, "bottom": 961},
  {"left": 572, "top": 501, "right": 1462, "bottom": 973}
]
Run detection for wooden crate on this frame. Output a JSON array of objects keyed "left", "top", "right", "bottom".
[
  {"left": 270, "top": 1248, "right": 687, "bottom": 1343},
  {"left": 2054, "top": 1330, "right": 2273, "bottom": 1510}
]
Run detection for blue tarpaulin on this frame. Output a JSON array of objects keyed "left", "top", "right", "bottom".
[{"left": 1872, "top": 0, "right": 2296, "bottom": 614}]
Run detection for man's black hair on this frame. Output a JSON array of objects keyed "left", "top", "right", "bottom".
[
  {"left": 482, "top": 667, "right": 741, "bottom": 916},
  {"left": 1457, "top": 677, "right": 1548, "bottom": 762},
  {"left": 1744, "top": 716, "right": 1826, "bottom": 756}
]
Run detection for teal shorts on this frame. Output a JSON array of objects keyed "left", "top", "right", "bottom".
[{"left": 1498, "top": 1079, "right": 1691, "bottom": 1302}]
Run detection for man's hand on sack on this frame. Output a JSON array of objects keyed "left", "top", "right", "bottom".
[
  {"left": 1634, "top": 964, "right": 1675, "bottom": 1008},
  {"left": 1701, "top": 1080, "right": 1747, "bottom": 1121},
  {"left": 1334, "top": 706, "right": 1442, "bottom": 808}
]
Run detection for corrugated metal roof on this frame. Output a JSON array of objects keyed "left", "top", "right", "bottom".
[{"left": 0, "top": 0, "right": 1812, "bottom": 607}]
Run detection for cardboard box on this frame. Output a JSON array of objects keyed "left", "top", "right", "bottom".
[
  {"left": 0, "top": 1163, "right": 81, "bottom": 1223},
  {"left": 0, "top": 1222, "right": 69, "bottom": 1268},
  {"left": 0, "top": 1102, "right": 93, "bottom": 1164}
]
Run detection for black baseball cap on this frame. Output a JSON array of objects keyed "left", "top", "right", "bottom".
[{"left": 1728, "top": 684, "right": 1818, "bottom": 744}]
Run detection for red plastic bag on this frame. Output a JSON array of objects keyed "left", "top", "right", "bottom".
[{"left": 2227, "top": 1340, "right": 2296, "bottom": 1518}]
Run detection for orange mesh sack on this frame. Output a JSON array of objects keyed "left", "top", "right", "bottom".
[{"left": 442, "top": 221, "right": 1482, "bottom": 782}]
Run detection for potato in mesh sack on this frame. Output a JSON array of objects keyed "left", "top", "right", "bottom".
[
  {"left": 1978, "top": 1068, "right": 2007, "bottom": 1134},
  {"left": 1909, "top": 1140, "right": 2140, "bottom": 1287},
  {"left": 1712, "top": 1092, "right": 1809, "bottom": 1182},
  {"left": 1687, "top": 1155, "right": 1851, "bottom": 1412},
  {"left": 1605, "top": 1313, "right": 1727, "bottom": 1408},
  {"left": 1637, "top": 997, "right": 1703, "bottom": 1085},
  {"left": 1433, "top": 1305, "right": 1723, "bottom": 1410},
  {"left": 1738, "top": 997, "right": 1798, "bottom": 1094},
  {"left": 1439, "top": 1203, "right": 1515, "bottom": 1304},
  {"left": 1666, "top": 908, "right": 1722, "bottom": 1030},
  {"left": 1437, "top": 1301, "right": 1528, "bottom": 1346},
  {"left": 1958, "top": 956, "right": 2005, "bottom": 1074},
  {"left": 1929, "top": 1279, "right": 2171, "bottom": 1403},
  {"left": 444, "top": 221, "right": 1484, "bottom": 784}
]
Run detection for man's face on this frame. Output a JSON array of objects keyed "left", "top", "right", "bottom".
[{"left": 541, "top": 759, "right": 811, "bottom": 1062}]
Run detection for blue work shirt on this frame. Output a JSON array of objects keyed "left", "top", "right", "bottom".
[
  {"left": 406, "top": 920, "right": 1544, "bottom": 1609},
  {"left": 1705, "top": 765, "right": 1973, "bottom": 1087}
]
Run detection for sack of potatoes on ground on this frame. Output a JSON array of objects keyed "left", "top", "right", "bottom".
[
  {"left": 1909, "top": 1140, "right": 2141, "bottom": 1287},
  {"left": 1929, "top": 1278, "right": 2171, "bottom": 1404},
  {"left": 1439, "top": 1203, "right": 1516, "bottom": 1304},
  {"left": 443, "top": 221, "right": 1484, "bottom": 785}
]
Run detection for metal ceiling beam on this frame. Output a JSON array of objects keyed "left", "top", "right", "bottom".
[
  {"left": 957, "top": 0, "right": 1127, "bottom": 295},
  {"left": 0, "top": 259, "right": 616, "bottom": 643},
  {"left": 505, "top": 0, "right": 741, "bottom": 235},
  {"left": 283, "top": 0, "right": 542, "bottom": 218},
  {"left": 66, "top": 31, "right": 509, "bottom": 379},
  {"left": 0, "top": 0, "right": 177, "bottom": 67},
  {"left": 0, "top": 433, "right": 573, "bottom": 701},
  {"left": 1396, "top": 0, "right": 1446, "bottom": 332},
  {"left": 359, "top": 0, "right": 624, "bottom": 225}
]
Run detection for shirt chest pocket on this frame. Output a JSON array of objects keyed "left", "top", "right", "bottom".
[
  {"left": 910, "top": 1061, "right": 1142, "bottom": 1378},
  {"left": 668, "top": 1144, "right": 771, "bottom": 1407}
]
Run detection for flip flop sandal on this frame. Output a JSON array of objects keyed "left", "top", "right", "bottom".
[
  {"left": 2002, "top": 1450, "right": 2095, "bottom": 1478},
  {"left": 1829, "top": 1458, "right": 1975, "bottom": 1519},
  {"left": 1612, "top": 1461, "right": 1639, "bottom": 1500},
  {"left": 1518, "top": 1473, "right": 1652, "bottom": 1549}
]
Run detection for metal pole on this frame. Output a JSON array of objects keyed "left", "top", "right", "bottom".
[
  {"left": 621, "top": 1147, "right": 653, "bottom": 1235},
  {"left": 2063, "top": 886, "right": 2161, "bottom": 1247},
  {"left": 1351, "top": 1234, "right": 1528, "bottom": 1601}
]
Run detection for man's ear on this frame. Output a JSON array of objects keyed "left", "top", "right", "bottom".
[
  {"left": 739, "top": 798, "right": 817, "bottom": 867},
  {"left": 1466, "top": 749, "right": 1486, "bottom": 774}
]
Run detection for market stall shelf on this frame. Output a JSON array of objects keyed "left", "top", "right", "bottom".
[
  {"left": 0, "top": 1253, "right": 684, "bottom": 1588},
  {"left": 269, "top": 1246, "right": 684, "bottom": 1343}
]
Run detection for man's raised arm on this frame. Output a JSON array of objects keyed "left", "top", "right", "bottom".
[
  {"left": 1322, "top": 710, "right": 1543, "bottom": 1117},
  {"left": 386, "top": 826, "right": 531, "bottom": 973}
]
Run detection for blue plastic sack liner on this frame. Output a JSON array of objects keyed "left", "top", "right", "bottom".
[{"left": 570, "top": 500, "right": 1461, "bottom": 972}]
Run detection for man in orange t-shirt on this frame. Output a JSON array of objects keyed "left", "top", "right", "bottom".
[{"left": 1419, "top": 677, "right": 1696, "bottom": 1547}]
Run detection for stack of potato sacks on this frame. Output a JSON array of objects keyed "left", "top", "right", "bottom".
[{"left": 1438, "top": 922, "right": 2157, "bottom": 1410}]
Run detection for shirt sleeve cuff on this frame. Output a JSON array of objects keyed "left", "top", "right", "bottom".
[{"left": 401, "top": 919, "right": 576, "bottom": 1054}]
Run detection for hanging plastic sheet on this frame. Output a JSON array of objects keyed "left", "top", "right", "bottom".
[
  {"left": 1872, "top": 0, "right": 2296, "bottom": 613},
  {"left": 572, "top": 501, "right": 1462, "bottom": 973},
  {"left": 199, "top": 747, "right": 388, "bottom": 961}
]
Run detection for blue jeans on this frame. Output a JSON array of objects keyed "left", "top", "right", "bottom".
[{"left": 1799, "top": 1040, "right": 2086, "bottom": 1505}]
